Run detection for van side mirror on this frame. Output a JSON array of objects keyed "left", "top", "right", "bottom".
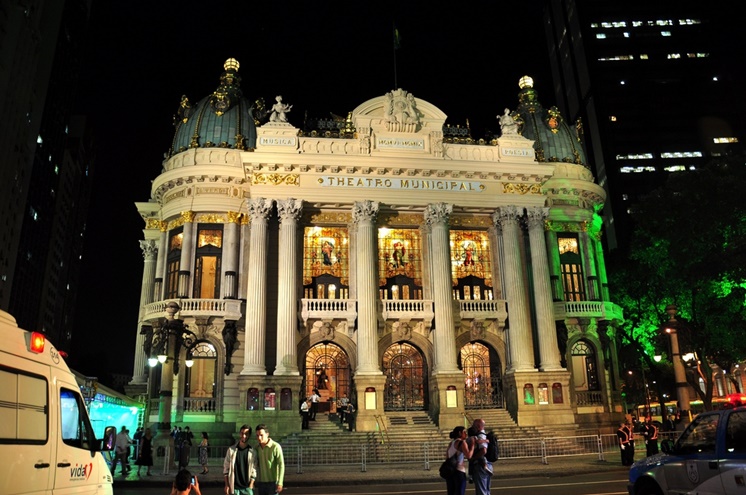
[
  {"left": 660, "top": 439, "right": 675, "bottom": 454},
  {"left": 100, "top": 426, "right": 117, "bottom": 452}
]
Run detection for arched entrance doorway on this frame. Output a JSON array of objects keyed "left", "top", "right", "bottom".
[
  {"left": 383, "top": 342, "right": 427, "bottom": 411},
  {"left": 460, "top": 342, "right": 503, "bottom": 408},
  {"left": 571, "top": 339, "right": 602, "bottom": 405},
  {"left": 304, "top": 342, "right": 350, "bottom": 415}
]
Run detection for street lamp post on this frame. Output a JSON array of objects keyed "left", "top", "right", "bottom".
[
  {"left": 664, "top": 304, "right": 690, "bottom": 418},
  {"left": 147, "top": 302, "right": 197, "bottom": 431}
]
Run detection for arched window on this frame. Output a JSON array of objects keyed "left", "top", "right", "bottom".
[
  {"left": 571, "top": 340, "right": 599, "bottom": 391},
  {"left": 383, "top": 342, "right": 426, "bottom": 411},
  {"left": 184, "top": 341, "right": 217, "bottom": 412}
]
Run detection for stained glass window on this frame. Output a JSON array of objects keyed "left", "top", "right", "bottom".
[
  {"left": 378, "top": 228, "right": 423, "bottom": 299},
  {"left": 450, "top": 230, "right": 493, "bottom": 299},
  {"left": 303, "top": 227, "right": 349, "bottom": 298}
]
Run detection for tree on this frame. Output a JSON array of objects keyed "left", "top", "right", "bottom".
[{"left": 610, "top": 155, "right": 746, "bottom": 411}]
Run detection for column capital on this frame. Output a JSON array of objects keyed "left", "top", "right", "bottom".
[
  {"left": 181, "top": 211, "right": 196, "bottom": 223},
  {"left": 139, "top": 239, "right": 158, "bottom": 260},
  {"left": 525, "top": 206, "right": 549, "bottom": 229},
  {"left": 248, "top": 198, "right": 274, "bottom": 222},
  {"left": 492, "top": 205, "right": 524, "bottom": 226},
  {"left": 424, "top": 202, "right": 453, "bottom": 226},
  {"left": 352, "top": 200, "right": 379, "bottom": 223},
  {"left": 277, "top": 198, "right": 304, "bottom": 223}
]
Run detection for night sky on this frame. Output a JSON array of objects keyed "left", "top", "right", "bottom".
[{"left": 69, "top": 0, "right": 550, "bottom": 381}]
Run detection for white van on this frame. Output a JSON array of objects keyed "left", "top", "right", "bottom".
[{"left": 0, "top": 309, "right": 116, "bottom": 495}]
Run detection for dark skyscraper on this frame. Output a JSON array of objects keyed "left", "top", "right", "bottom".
[
  {"left": 543, "top": 0, "right": 746, "bottom": 250},
  {"left": 0, "top": 0, "right": 93, "bottom": 350}
]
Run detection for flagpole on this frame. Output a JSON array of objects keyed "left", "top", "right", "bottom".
[{"left": 393, "top": 22, "right": 399, "bottom": 88}]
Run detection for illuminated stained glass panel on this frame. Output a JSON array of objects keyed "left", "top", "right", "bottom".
[
  {"left": 303, "top": 227, "right": 349, "bottom": 286},
  {"left": 450, "top": 230, "right": 492, "bottom": 285},
  {"left": 377, "top": 229, "right": 423, "bottom": 286}
]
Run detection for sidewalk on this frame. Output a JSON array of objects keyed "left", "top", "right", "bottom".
[{"left": 113, "top": 454, "right": 634, "bottom": 488}]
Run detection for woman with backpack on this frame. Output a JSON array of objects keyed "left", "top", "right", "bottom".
[{"left": 444, "top": 426, "right": 475, "bottom": 495}]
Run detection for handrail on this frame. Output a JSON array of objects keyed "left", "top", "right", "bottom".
[{"left": 374, "top": 415, "right": 390, "bottom": 445}]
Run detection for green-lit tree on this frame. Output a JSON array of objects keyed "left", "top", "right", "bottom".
[{"left": 611, "top": 155, "right": 746, "bottom": 412}]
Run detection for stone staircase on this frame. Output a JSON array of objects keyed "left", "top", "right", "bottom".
[{"left": 279, "top": 409, "right": 591, "bottom": 461}]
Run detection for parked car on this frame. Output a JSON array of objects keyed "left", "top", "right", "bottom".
[{"left": 628, "top": 406, "right": 746, "bottom": 495}]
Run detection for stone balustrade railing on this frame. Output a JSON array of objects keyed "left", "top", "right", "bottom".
[
  {"left": 142, "top": 298, "right": 243, "bottom": 322},
  {"left": 554, "top": 301, "right": 624, "bottom": 322}
]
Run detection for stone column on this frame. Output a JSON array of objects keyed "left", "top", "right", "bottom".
[
  {"left": 178, "top": 211, "right": 195, "bottom": 298},
  {"left": 352, "top": 200, "right": 381, "bottom": 375},
  {"left": 488, "top": 225, "right": 504, "bottom": 300},
  {"left": 593, "top": 236, "right": 610, "bottom": 301},
  {"left": 153, "top": 223, "right": 168, "bottom": 301},
  {"left": 418, "top": 223, "right": 433, "bottom": 300},
  {"left": 494, "top": 206, "right": 535, "bottom": 372},
  {"left": 526, "top": 207, "right": 562, "bottom": 371},
  {"left": 544, "top": 229, "right": 563, "bottom": 301},
  {"left": 222, "top": 212, "right": 241, "bottom": 299},
  {"left": 132, "top": 239, "right": 158, "bottom": 384},
  {"left": 241, "top": 198, "right": 274, "bottom": 375},
  {"left": 579, "top": 231, "right": 600, "bottom": 300},
  {"left": 275, "top": 198, "right": 303, "bottom": 375},
  {"left": 425, "top": 203, "right": 458, "bottom": 374}
]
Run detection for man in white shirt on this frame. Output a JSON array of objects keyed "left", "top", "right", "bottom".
[{"left": 111, "top": 426, "right": 132, "bottom": 475}]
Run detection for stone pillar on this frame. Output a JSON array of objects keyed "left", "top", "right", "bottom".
[
  {"left": 418, "top": 223, "right": 433, "bottom": 300},
  {"left": 153, "top": 223, "right": 168, "bottom": 301},
  {"left": 526, "top": 207, "right": 562, "bottom": 371},
  {"left": 424, "top": 203, "right": 458, "bottom": 374},
  {"left": 579, "top": 231, "right": 600, "bottom": 300},
  {"left": 487, "top": 225, "right": 504, "bottom": 300},
  {"left": 178, "top": 211, "right": 195, "bottom": 298},
  {"left": 593, "top": 236, "right": 610, "bottom": 301},
  {"left": 545, "top": 230, "right": 564, "bottom": 301},
  {"left": 222, "top": 212, "right": 241, "bottom": 299},
  {"left": 494, "top": 206, "right": 535, "bottom": 372},
  {"left": 131, "top": 239, "right": 158, "bottom": 385},
  {"left": 352, "top": 200, "right": 381, "bottom": 375},
  {"left": 275, "top": 198, "right": 303, "bottom": 375},
  {"left": 241, "top": 198, "right": 274, "bottom": 375}
]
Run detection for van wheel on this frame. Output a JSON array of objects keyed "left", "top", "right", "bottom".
[{"left": 636, "top": 480, "right": 663, "bottom": 495}]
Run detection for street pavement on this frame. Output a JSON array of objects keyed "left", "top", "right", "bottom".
[{"left": 113, "top": 451, "right": 637, "bottom": 489}]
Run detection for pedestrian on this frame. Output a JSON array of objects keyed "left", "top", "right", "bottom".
[
  {"left": 346, "top": 401, "right": 356, "bottom": 431},
  {"left": 445, "top": 426, "right": 475, "bottom": 495},
  {"left": 617, "top": 421, "right": 632, "bottom": 465},
  {"left": 255, "top": 424, "right": 285, "bottom": 495},
  {"left": 623, "top": 420, "right": 635, "bottom": 465},
  {"left": 132, "top": 427, "right": 143, "bottom": 461},
  {"left": 300, "top": 398, "right": 310, "bottom": 429},
  {"left": 310, "top": 389, "right": 320, "bottom": 420},
  {"left": 172, "top": 426, "right": 182, "bottom": 466},
  {"left": 338, "top": 392, "right": 350, "bottom": 423},
  {"left": 223, "top": 424, "right": 257, "bottom": 495},
  {"left": 170, "top": 469, "right": 201, "bottom": 495},
  {"left": 199, "top": 432, "right": 210, "bottom": 474},
  {"left": 179, "top": 426, "right": 195, "bottom": 469},
  {"left": 111, "top": 426, "right": 132, "bottom": 475},
  {"left": 135, "top": 427, "right": 154, "bottom": 476},
  {"left": 641, "top": 417, "right": 659, "bottom": 457},
  {"left": 468, "top": 418, "right": 492, "bottom": 495}
]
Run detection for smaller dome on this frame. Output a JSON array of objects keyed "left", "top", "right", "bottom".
[
  {"left": 169, "top": 59, "right": 260, "bottom": 157},
  {"left": 511, "top": 78, "right": 588, "bottom": 168}
]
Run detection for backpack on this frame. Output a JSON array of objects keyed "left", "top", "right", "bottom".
[{"left": 485, "top": 431, "right": 499, "bottom": 462}]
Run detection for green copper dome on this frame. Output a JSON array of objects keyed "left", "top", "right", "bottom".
[
  {"left": 511, "top": 76, "right": 588, "bottom": 168},
  {"left": 169, "top": 59, "right": 260, "bottom": 157}
]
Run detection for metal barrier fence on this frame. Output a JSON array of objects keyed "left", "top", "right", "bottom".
[{"left": 152, "top": 431, "right": 682, "bottom": 474}]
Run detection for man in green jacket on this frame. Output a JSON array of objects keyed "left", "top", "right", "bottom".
[{"left": 255, "top": 424, "right": 285, "bottom": 494}]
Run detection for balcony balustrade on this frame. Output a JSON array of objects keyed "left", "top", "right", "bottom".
[
  {"left": 143, "top": 298, "right": 244, "bottom": 323},
  {"left": 553, "top": 300, "right": 623, "bottom": 322}
]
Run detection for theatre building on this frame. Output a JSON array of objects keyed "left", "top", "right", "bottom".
[{"left": 128, "top": 59, "right": 625, "bottom": 439}]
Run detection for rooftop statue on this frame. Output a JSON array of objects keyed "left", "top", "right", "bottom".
[
  {"left": 498, "top": 108, "right": 519, "bottom": 136},
  {"left": 270, "top": 95, "right": 292, "bottom": 123},
  {"left": 384, "top": 89, "right": 420, "bottom": 132}
]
